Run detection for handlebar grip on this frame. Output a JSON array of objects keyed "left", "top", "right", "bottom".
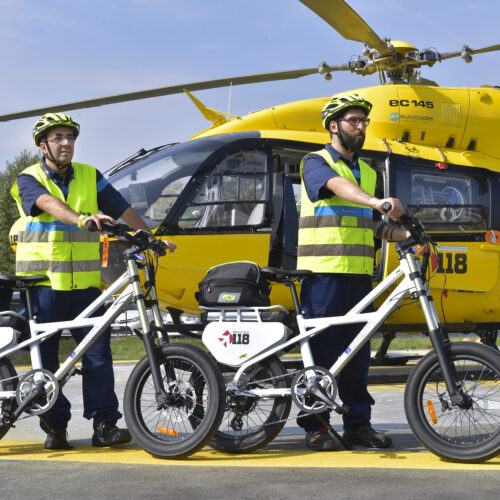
[
  {"left": 86, "top": 220, "right": 117, "bottom": 232},
  {"left": 86, "top": 221, "right": 133, "bottom": 235},
  {"left": 150, "top": 239, "right": 167, "bottom": 257},
  {"left": 382, "top": 202, "right": 392, "bottom": 213},
  {"left": 86, "top": 220, "right": 99, "bottom": 232}
]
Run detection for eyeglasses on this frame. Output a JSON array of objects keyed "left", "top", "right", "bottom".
[
  {"left": 47, "top": 134, "right": 76, "bottom": 144},
  {"left": 339, "top": 117, "right": 370, "bottom": 127}
]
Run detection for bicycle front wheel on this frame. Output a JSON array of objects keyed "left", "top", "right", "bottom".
[
  {"left": 211, "top": 355, "right": 291, "bottom": 453},
  {"left": 0, "top": 358, "right": 18, "bottom": 440},
  {"left": 124, "top": 343, "right": 225, "bottom": 459},
  {"left": 405, "top": 342, "right": 500, "bottom": 462}
]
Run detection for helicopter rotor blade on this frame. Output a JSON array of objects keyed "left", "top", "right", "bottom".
[
  {"left": 0, "top": 67, "right": 318, "bottom": 123},
  {"left": 299, "top": 0, "right": 391, "bottom": 56},
  {"left": 469, "top": 43, "right": 500, "bottom": 55},
  {"left": 440, "top": 43, "right": 500, "bottom": 61}
]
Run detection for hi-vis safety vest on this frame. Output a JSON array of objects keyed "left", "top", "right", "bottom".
[
  {"left": 297, "top": 149, "right": 376, "bottom": 275},
  {"left": 10, "top": 162, "right": 101, "bottom": 291}
]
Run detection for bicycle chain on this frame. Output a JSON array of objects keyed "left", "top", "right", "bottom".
[{"left": 0, "top": 373, "right": 20, "bottom": 384}]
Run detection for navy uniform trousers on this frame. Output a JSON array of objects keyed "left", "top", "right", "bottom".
[
  {"left": 27, "top": 286, "right": 121, "bottom": 432},
  {"left": 297, "top": 273, "right": 375, "bottom": 432}
]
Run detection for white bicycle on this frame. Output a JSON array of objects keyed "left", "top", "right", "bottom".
[
  {"left": 0, "top": 223, "right": 225, "bottom": 459},
  {"left": 200, "top": 209, "right": 500, "bottom": 463}
]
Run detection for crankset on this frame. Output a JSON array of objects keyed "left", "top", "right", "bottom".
[
  {"left": 16, "top": 369, "right": 60, "bottom": 416},
  {"left": 291, "top": 366, "right": 344, "bottom": 415}
]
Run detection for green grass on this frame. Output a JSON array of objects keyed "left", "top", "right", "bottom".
[{"left": 12, "top": 332, "right": 498, "bottom": 365}]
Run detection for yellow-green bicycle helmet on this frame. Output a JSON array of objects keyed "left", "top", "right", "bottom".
[
  {"left": 33, "top": 112, "right": 80, "bottom": 146},
  {"left": 321, "top": 94, "right": 372, "bottom": 130}
]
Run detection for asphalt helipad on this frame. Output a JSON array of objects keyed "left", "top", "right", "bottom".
[{"left": 2, "top": 361, "right": 499, "bottom": 499}]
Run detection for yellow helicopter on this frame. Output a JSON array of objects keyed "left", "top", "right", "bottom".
[{"left": 3, "top": 0, "right": 500, "bottom": 357}]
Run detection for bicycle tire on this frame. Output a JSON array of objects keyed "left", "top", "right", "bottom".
[
  {"left": 211, "top": 355, "right": 292, "bottom": 453},
  {"left": 0, "top": 358, "right": 18, "bottom": 440},
  {"left": 404, "top": 342, "right": 500, "bottom": 463},
  {"left": 124, "top": 343, "right": 225, "bottom": 459}
]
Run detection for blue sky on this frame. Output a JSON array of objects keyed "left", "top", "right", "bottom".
[{"left": 1, "top": 0, "right": 500, "bottom": 171}]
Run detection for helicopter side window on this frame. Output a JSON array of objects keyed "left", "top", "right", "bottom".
[
  {"left": 178, "top": 150, "right": 269, "bottom": 230},
  {"left": 395, "top": 163, "right": 491, "bottom": 231}
]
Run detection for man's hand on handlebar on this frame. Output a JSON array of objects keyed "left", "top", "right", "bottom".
[
  {"left": 84, "top": 216, "right": 177, "bottom": 257},
  {"left": 80, "top": 213, "right": 117, "bottom": 231},
  {"left": 147, "top": 236, "right": 177, "bottom": 256},
  {"left": 374, "top": 197, "right": 405, "bottom": 221}
]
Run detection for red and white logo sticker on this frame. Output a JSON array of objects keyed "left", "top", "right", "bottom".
[{"left": 218, "top": 330, "right": 234, "bottom": 348}]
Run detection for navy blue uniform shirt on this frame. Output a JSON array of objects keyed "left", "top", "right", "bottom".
[{"left": 17, "top": 157, "right": 129, "bottom": 219}]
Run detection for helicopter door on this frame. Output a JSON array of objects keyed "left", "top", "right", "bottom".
[
  {"left": 158, "top": 147, "right": 274, "bottom": 313},
  {"left": 381, "top": 156, "right": 498, "bottom": 326},
  {"left": 268, "top": 170, "right": 299, "bottom": 269}
]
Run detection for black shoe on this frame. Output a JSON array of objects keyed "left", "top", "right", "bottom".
[
  {"left": 305, "top": 428, "right": 337, "bottom": 451},
  {"left": 343, "top": 425, "right": 392, "bottom": 448},
  {"left": 92, "top": 420, "right": 132, "bottom": 447},
  {"left": 44, "top": 430, "right": 73, "bottom": 450}
]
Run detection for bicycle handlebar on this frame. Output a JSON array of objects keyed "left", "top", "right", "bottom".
[
  {"left": 381, "top": 203, "right": 430, "bottom": 246},
  {"left": 86, "top": 221, "right": 132, "bottom": 235},
  {"left": 86, "top": 221, "right": 166, "bottom": 256}
]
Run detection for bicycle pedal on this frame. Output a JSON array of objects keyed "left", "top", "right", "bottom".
[
  {"left": 333, "top": 404, "right": 350, "bottom": 415},
  {"left": 74, "top": 367, "right": 89, "bottom": 376}
]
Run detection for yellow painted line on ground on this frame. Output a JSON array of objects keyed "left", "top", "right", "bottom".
[{"left": 1, "top": 441, "right": 499, "bottom": 470}]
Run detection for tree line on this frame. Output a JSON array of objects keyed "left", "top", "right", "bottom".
[{"left": 0, "top": 151, "right": 40, "bottom": 275}]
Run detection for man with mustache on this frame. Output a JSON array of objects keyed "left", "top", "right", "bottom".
[
  {"left": 10, "top": 113, "right": 176, "bottom": 451},
  {"left": 296, "top": 95, "right": 409, "bottom": 451}
]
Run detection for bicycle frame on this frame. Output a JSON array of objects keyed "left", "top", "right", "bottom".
[
  {"left": 0, "top": 258, "right": 167, "bottom": 405},
  {"left": 226, "top": 244, "right": 462, "bottom": 404}
]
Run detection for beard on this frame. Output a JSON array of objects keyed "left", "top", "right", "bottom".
[{"left": 338, "top": 127, "right": 365, "bottom": 152}]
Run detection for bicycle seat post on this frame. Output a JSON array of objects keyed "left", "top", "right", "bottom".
[
  {"left": 19, "top": 285, "right": 45, "bottom": 372},
  {"left": 286, "top": 279, "right": 302, "bottom": 314},
  {"left": 21, "top": 286, "right": 36, "bottom": 320}
]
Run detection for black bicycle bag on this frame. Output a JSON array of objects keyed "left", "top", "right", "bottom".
[{"left": 196, "top": 261, "right": 271, "bottom": 307}]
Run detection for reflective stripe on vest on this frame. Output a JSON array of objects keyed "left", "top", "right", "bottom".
[
  {"left": 10, "top": 162, "right": 100, "bottom": 290},
  {"left": 297, "top": 149, "right": 376, "bottom": 275}
]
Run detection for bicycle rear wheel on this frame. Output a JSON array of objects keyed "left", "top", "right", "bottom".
[
  {"left": 124, "top": 343, "right": 225, "bottom": 459},
  {"left": 0, "top": 359, "right": 18, "bottom": 439},
  {"left": 405, "top": 342, "right": 500, "bottom": 462},
  {"left": 211, "top": 355, "right": 291, "bottom": 453}
]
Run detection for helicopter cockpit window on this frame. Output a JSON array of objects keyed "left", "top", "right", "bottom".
[
  {"left": 395, "top": 164, "right": 490, "bottom": 231},
  {"left": 107, "top": 139, "right": 224, "bottom": 228},
  {"left": 178, "top": 150, "right": 269, "bottom": 230}
]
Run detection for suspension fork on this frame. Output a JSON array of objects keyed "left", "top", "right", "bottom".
[
  {"left": 142, "top": 264, "right": 169, "bottom": 344},
  {"left": 126, "top": 258, "right": 169, "bottom": 405},
  {"left": 404, "top": 251, "right": 470, "bottom": 407},
  {"left": 142, "top": 264, "right": 177, "bottom": 382}
]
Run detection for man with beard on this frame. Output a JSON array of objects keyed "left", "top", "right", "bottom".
[{"left": 296, "top": 95, "right": 409, "bottom": 451}]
